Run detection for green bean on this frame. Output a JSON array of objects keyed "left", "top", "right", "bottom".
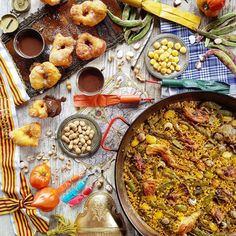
[
  {"left": 210, "top": 21, "right": 236, "bottom": 36},
  {"left": 125, "top": 13, "right": 151, "bottom": 42},
  {"left": 129, "top": 8, "right": 137, "bottom": 20},
  {"left": 157, "top": 181, "right": 175, "bottom": 192},
  {"left": 204, "top": 38, "right": 210, "bottom": 47},
  {"left": 126, "top": 180, "right": 136, "bottom": 193},
  {"left": 128, "top": 17, "right": 152, "bottom": 44},
  {"left": 196, "top": 29, "right": 236, "bottom": 47},
  {"left": 123, "top": 7, "right": 137, "bottom": 34},
  {"left": 108, "top": 10, "right": 143, "bottom": 28},
  {"left": 204, "top": 12, "right": 236, "bottom": 31},
  {"left": 192, "top": 228, "right": 210, "bottom": 236},
  {"left": 122, "top": 4, "right": 131, "bottom": 20},
  {"left": 223, "top": 34, "right": 236, "bottom": 42},
  {"left": 175, "top": 204, "right": 187, "bottom": 212},
  {"left": 208, "top": 43, "right": 236, "bottom": 64},
  {"left": 127, "top": 169, "right": 139, "bottom": 184},
  {"left": 203, "top": 192, "right": 214, "bottom": 206},
  {"left": 219, "top": 109, "right": 232, "bottom": 116},
  {"left": 205, "top": 49, "right": 236, "bottom": 76},
  {"left": 126, "top": 0, "right": 159, "bottom": 44}
]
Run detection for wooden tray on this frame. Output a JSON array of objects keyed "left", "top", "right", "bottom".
[{"left": 1, "top": 0, "right": 124, "bottom": 97}]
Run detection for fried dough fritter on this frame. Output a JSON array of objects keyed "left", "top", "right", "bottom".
[
  {"left": 10, "top": 123, "right": 42, "bottom": 147},
  {"left": 49, "top": 33, "right": 76, "bottom": 67},
  {"left": 28, "top": 100, "right": 48, "bottom": 119},
  {"left": 70, "top": 0, "right": 107, "bottom": 27},
  {"left": 76, "top": 33, "right": 106, "bottom": 60},
  {"left": 29, "top": 62, "right": 61, "bottom": 90}
]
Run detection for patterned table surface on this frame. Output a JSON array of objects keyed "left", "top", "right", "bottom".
[{"left": 0, "top": 0, "right": 235, "bottom": 235}]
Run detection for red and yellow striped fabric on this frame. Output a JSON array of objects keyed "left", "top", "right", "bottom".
[
  {"left": 0, "top": 40, "right": 29, "bottom": 106},
  {"left": 0, "top": 68, "right": 48, "bottom": 234}
]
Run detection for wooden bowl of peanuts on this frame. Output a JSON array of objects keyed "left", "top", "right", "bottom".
[
  {"left": 57, "top": 114, "right": 102, "bottom": 158},
  {"left": 144, "top": 33, "right": 189, "bottom": 80}
]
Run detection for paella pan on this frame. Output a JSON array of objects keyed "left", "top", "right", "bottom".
[{"left": 102, "top": 92, "right": 236, "bottom": 236}]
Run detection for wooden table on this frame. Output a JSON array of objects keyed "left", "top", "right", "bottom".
[{"left": 0, "top": 1, "right": 235, "bottom": 235}]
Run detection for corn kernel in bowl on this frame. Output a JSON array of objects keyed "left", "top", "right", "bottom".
[
  {"left": 167, "top": 41, "right": 174, "bottom": 48},
  {"left": 180, "top": 47, "right": 187, "bottom": 54},
  {"left": 148, "top": 51, "right": 154, "bottom": 58},
  {"left": 161, "top": 38, "right": 168, "bottom": 45},
  {"left": 150, "top": 59, "right": 156, "bottom": 65},
  {"left": 153, "top": 41, "right": 161, "bottom": 49},
  {"left": 174, "top": 43, "right": 181, "bottom": 50}
]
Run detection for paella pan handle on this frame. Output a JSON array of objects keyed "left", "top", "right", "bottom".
[{"left": 101, "top": 116, "right": 130, "bottom": 152}]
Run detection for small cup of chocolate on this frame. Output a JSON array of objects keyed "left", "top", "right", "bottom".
[
  {"left": 13, "top": 28, "right": 45, "bottom": 59},
  {"left": 77, "top": 67, "right": 105, "bottom": 96}
]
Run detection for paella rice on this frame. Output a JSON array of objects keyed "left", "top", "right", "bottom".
[{"left": 124, "top": 101, "right": 236, "bottom": 236}]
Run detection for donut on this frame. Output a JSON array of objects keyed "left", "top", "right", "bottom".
[
  {"left": 29, "top": 62, "right": 61, "bottom": 90},
  {"left": 49, "top": 33, "right": 76, "bottom": 68},
  {"left": 70, "top": 0, "right": 107, "bottom": 27},
  {"left": 76, "top": 33, "right": 106, "bottom": 60}
]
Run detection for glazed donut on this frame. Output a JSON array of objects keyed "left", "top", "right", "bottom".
[
  {"left": 28, "top": 100, "right": 48, "bottom": 119},
  {"left": 76, "top": 33, "right": 106, "bottom": 60},
  {"left": 10, "top": 123, "right": 42, "bottom": 147},
  {"left": 29, "top": 62, "right": 61, "bottom": 90},
  {"left": 49, "top": 33, "right": 76, "bottom": 67},
  {"left": 41, "top": 0, "right": 60, "bottom": 6},
  {"left": 70, "top": 0, "right": 107, "bottom": 27}
]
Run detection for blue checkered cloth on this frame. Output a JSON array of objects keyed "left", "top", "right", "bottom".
[{"left": 160, "top": 20, "right": 236, "bottom": 97}]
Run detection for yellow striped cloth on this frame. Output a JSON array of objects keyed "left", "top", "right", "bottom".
[
  {"left": 0, "top": 41, "right": 48, "bottom": 235},
  {"left": 0, "top": 40, "right": 29, "bottom": 105}
]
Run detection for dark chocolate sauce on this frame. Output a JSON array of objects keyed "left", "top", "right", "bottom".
[
  {"left": 44, "top": 96, "right": 66, "bottom": 118},
  {"left": 16, "top": 31, "right": 44, "bottom": 57},
  {"left": 78, "top": 68, "right": 104, "bottom": 93}
]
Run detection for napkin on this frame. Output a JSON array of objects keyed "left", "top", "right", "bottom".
[
  {"left": 0, "top": 40, "right": 29, "bottom": 105},
  {"left": 159, "top": 20, "right": 236, "bottom": 97}
]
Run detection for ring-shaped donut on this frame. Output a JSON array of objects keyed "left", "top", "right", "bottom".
[
  {"left": 76, "top": 33, "right": 107, "bottom": 60},
  {"left": 70, "top": 0, "right": 107, "bottom": 27}
]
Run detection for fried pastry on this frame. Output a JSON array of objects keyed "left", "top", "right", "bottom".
[
  {"left": 29, "top": 62, "right": 61, "bottom": 90},
  {"left": 9, "top": 123, "right": 41, "bottom": 147},
  {"left": 29, "top": 100, "right": 48, "bottom": 119},
  {"left": 49, "top": 33, "right": 76, "bottom": 67},
  {"left": 70, "top": 0, "right": 107, "bottom": 27},
  {"left": 28, "top": 96, "right": 66, "bottom": 119},
  {"left": 76, "top": 33, "right": 106, "bottom": 60}
]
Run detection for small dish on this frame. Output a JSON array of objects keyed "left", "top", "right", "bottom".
[
  {"left": 57, "top": 114, "right": 102, "bottom": 159},
  {"left": 0, "top": 14, "right": 19, "bottom": 33},
  {"left": 144, "top": 33, "right": 190, "bottom": 80},
  {"left": 12, "top": 0, "right": 31, "bottom": 13},
  {"left": 13, "top": 28, "right": 45, "bottom": 59},
  {"left": 77, "top": 67, "right": 104, "bottom": 96}
]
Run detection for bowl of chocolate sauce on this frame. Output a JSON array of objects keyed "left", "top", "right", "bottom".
[
  {"left": 13, "top": 28, "right": 45, "bottom": 59},
  {"left": 77, "top": 67, "right": 104, "bottom": 95}
]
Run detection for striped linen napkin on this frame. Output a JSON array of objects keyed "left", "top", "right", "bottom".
[
  {"left": 0, "top": 40, "right": 29, "bottom": 105},
  {"left": 160, "top": 20, "right": 236, "bottom": 97}
]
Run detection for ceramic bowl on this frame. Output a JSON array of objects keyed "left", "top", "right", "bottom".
[{"left": 144, "top": 33, "right": 190, "bottom": 80}]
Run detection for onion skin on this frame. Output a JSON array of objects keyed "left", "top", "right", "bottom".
[{"left": 31, "top": 187, "right": 59, "bottom": 212}]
